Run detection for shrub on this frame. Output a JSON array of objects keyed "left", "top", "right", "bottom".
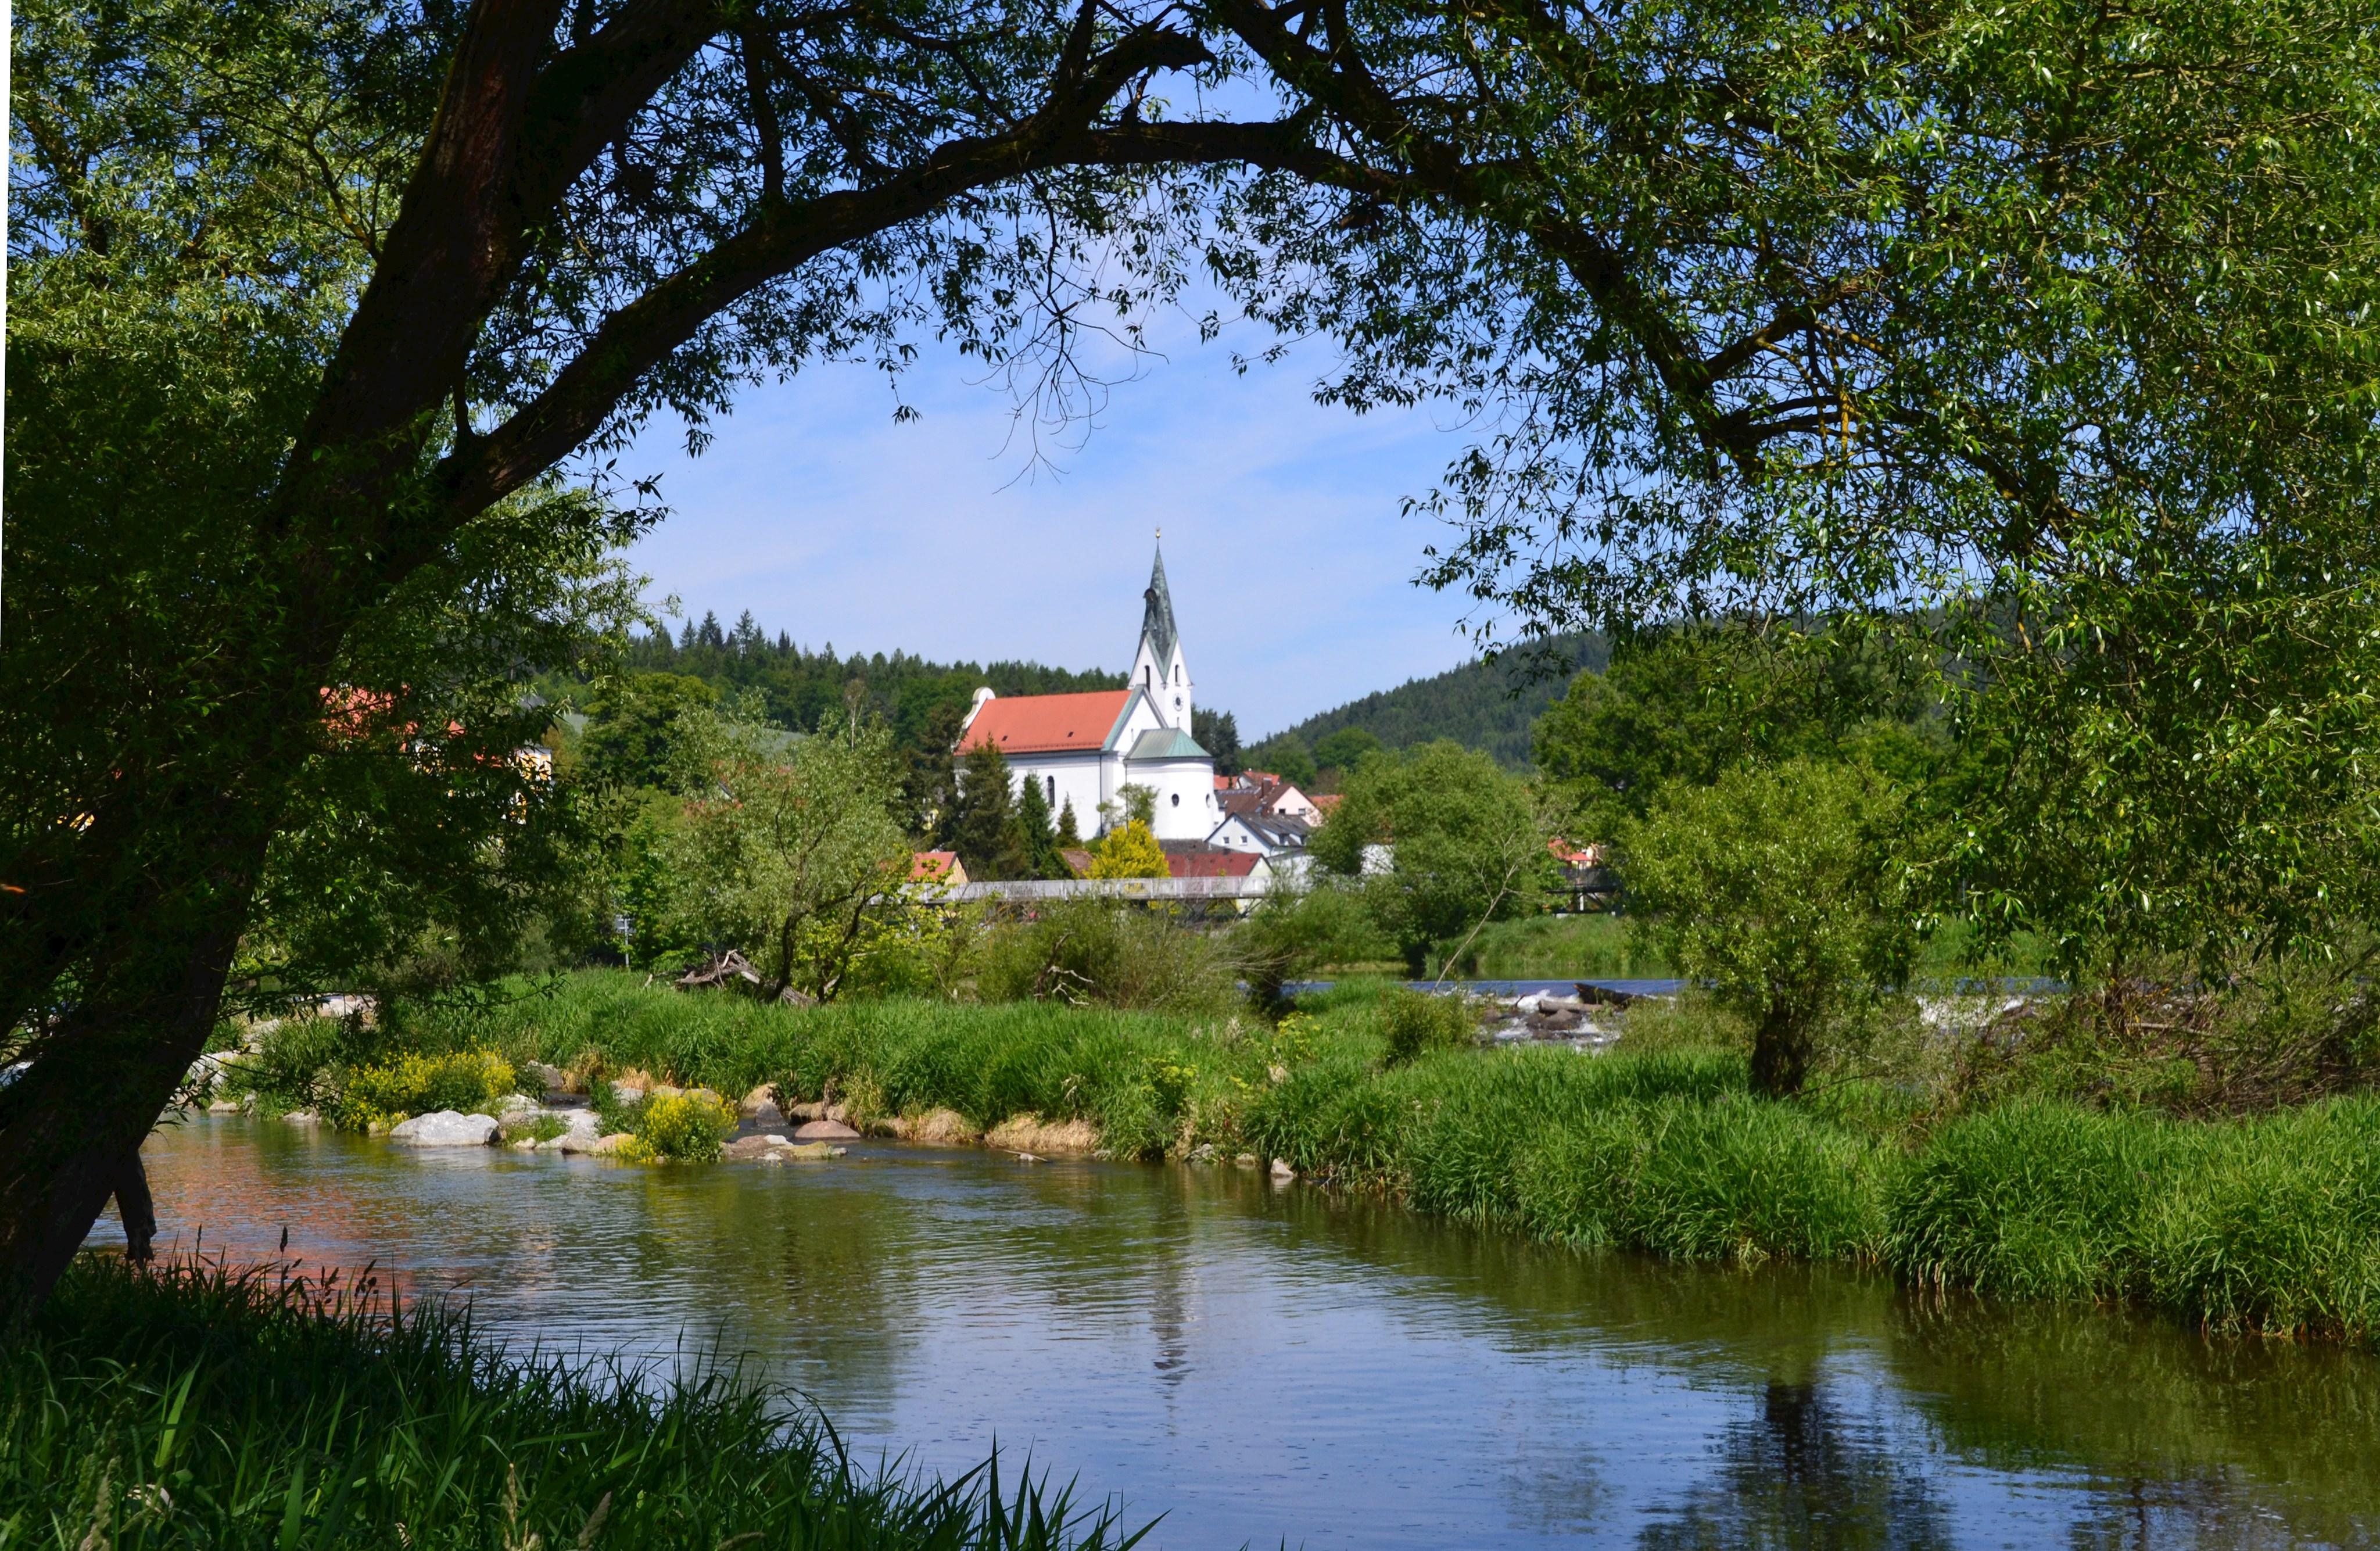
[
  {"left": 1622, "top": 757, "right": 1915, "bottom": 1096},
  {"left": 1378, "top": 988, "right": 1478, "bottom": 1066},
  {"left": 971, "top": 897, "right": 1239, "bottom": 1014},
  {"left": 618, "top": 1088, "right": 740, "bottom": 1162},
  {"left": 330, "top": 1048, "right": 518, "bottom": 1131},
  {"left": 1086, "top": 820, "right": 1168, "bottom": 879}
]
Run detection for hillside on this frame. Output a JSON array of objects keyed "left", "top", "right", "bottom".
[{"left": 1257, "top": 633, "right": 1607, "bottom": 769}]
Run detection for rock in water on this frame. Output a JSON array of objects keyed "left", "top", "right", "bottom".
[
  {"left": 740, "top": 1084, "right": 786, "bottom": 1126},
  {"left": 1270, "top": 1158, "right": 1296, "bottom": 1180},
  {"left": 793, "top": 1118, "right": 861, "bottom": 1141},
  {"left": 389, "top": 1111, "right": 500, "bottom": 1146}
]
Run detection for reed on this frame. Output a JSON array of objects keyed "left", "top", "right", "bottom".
[{"left": 2, "top": 1256, "right": 1150, "bottom": 1551}]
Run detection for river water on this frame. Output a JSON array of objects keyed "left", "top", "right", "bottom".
[{"left": 101, "top": 1117, "right": 2380, "bottom": 1550}]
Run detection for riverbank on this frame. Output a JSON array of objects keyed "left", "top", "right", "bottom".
[
  {"left": 335, "top": 972, "right": 2380, "bottom": 1345},
  {"left": 4, "top": 1255, "right": 1144, "bottom": 1550}
]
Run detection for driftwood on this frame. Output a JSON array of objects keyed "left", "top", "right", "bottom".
[{"left": 677, "top": 950, "right": 762, "bottom": 990}]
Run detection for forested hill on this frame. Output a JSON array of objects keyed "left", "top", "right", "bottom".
[
  {"left": 614, "top": 611, "right": 1123, "bottom": 752},
  {"left": 1260, "top": 633, "right": 1607, "bottom": 769}
]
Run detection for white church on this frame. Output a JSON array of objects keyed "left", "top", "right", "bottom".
[{"left": 957, "top": 541, "right": 1222, "bottom": 841}]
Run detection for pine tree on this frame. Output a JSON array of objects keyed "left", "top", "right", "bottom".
[
  {"left": 1014, "top": 772, "right": 1067, "bottom": 879},
  {"left": 950, "top": 743, "right": 1029, "bottom": 880},
  {"left": 1055, "top": 797, "right": 1081, "bottom": 849},
  {"left": 1192, "top": 707, "right": 1241, "bottom": 775}
]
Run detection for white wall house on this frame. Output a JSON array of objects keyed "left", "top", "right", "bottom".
[{"left": 958, "top": 541, "right": 1220, "bottom": 843}]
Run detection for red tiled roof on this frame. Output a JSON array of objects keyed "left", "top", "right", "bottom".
[
  {"left": 1311, "top": 793, "right": 1343, "bottom": 815},
  {"left": 960, "top": 690, "right": 1133, "bottom": 755},
  {"left": 912, "top": 850, "right": 962, "bottom": 881},
  {"left": 1167, "top": 850, "right": 1262, "bottom": 879}
]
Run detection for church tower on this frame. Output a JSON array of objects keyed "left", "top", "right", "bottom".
[{"left": 1127, "top": 537, "right": 1194, "bottom": 730}]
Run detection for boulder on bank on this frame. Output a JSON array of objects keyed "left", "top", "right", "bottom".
[
  {"left": 794, "top": 1117, "right": 861, "bottom": 1141},
  {"left": 740, "top": 1084, "right": 786, "bottom": 1126},
  {"left": 549, "top": 1111, "right": 605, "bottom": 1152},
  {"left": 389, "top": 1111, "right": 499, "bottom": 1146}
]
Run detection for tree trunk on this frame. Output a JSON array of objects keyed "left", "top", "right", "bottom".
[
  {"left": 0, "top": 807, "right": 273, "bottom": 1313},
  {"left": 1749, "top": 1011, "right": 1813, "bottom": 1098}
]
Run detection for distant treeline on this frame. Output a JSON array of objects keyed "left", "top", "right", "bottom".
[
  {"left": 616, "top": 610, "right": 1123, "bottom": 753},
  {"left": 1256, "top": 633, "right": 1607, "bottom": 771}
]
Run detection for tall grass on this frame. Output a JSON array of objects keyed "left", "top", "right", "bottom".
[
  {"left": 407, "top": 972, "right": 2380, "bottom": 1344},
  {"left": 1888, "top": 1097, "right": 2380, "bottom": 1340},
  {"left": 2, "top": 1256, "right": 1150, "bottom": 1550}
]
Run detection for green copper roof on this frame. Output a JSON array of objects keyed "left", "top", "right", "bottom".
[{"left": 1126, "top": 726, "right": 1209, "bottom": 761}]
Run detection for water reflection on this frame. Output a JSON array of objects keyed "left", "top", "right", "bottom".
[
  {"left": 1640, "top": 1382, "right": 1954, "bottom": 1550},
  {"left": 97, "top": 1120, "right": 2380, "bottom": 1550}
]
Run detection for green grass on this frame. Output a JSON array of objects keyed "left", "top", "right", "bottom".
[
  {"left": 2, "top": 1256, "right": 1150, "bottom": 1551},
  {"left": 408, "top": 971, "right": 2380, "bottom": 1345}
]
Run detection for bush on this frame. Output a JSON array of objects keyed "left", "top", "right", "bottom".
[
  {"left": 1378, "top": 987, "right": 1481, "bottom": 1065},
  {"left": 1085, "top": 820, "right": 1168, "bottom": 879},
  {"left": 970, "top": 897, "right": 1239, "bottom": 1014},
  {"left": 330, "top": 1048, "right": 518, "bottom": 1131},
  {"left": 618, "top": 1088, "right": 740, "bottom": 1162},
  {"left": 1231, "top": 879, "right": 1390, "bottom": 1004}
]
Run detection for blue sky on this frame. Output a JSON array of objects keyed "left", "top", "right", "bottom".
[{"left": 615, "top": 309, "right": 1508, "bottom": 739}]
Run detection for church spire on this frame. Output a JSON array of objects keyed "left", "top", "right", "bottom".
[{"left": 1139, "top": 536, "right": 1178, "bottom": 670}]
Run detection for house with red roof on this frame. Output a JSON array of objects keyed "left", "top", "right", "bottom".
[{"left": 957, "top": 540, "right": 1221, "bottom": 842}]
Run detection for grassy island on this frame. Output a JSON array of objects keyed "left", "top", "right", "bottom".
[{"left": 343, "top": 969, "right": 2380, "bottom": 1349}]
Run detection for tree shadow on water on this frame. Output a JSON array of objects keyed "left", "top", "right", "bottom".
[{"left": 1640, "top": 1382, "right": 1954, "bottom": 1551}]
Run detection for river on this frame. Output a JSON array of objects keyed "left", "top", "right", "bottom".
[{"left": 98, "top": 1117, "right": 2380, "bottom": 1549}]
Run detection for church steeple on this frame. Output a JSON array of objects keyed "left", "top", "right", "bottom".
[
  {"left": 1139, "top": 537, "right": 1178, "bottom": 669},
  {"left": 1128, "top": 533, "right": 1193, "bottom": 730}
]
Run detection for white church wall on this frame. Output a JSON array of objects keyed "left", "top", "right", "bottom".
[
  {"left": 1131, "top": 758, "right": 1221, "bottom": 841},
  {"left": 1005, "top": 754, "right": 1105, "bottom": 843}
]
